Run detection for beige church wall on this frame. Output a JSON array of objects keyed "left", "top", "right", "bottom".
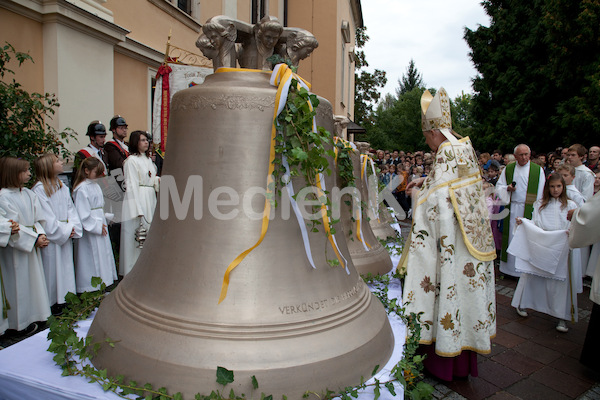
[
  {"left": 200, "top": 3, "right": 223, "bottom": 22},
  {"left": 336, "top": 0, "right": 357, "bottom": 120},
  {"left": 105, "top": 0, "right": 201, "bottom": 55},
  {"left": 113, "top": 52, "right": 151, "bottom": 137},
  {"left": 236, "top": 0, "right": 250, "bottom": 21},
  {"left": 42, "top": 21, "right": 114, "bottom": 155},
  {"left": 287, "top": 0, "right": 337, "bottom": 112},
  {"left": 0, "top": 9, "right": 44, "bottom": 95}
]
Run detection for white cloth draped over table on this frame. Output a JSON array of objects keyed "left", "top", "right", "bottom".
[
  {"left": 496, "top": 161, "right": 545, "bottom": 277},
  {"left": 73, "top": 180, "right": 118, "bottom": 293},
  {"left": 511, "top": 198, "right": 579, "bottom": 321},
  {"left": 0, "top": 272, "right": 408, "bottom": 400},
  {"left": 32, "top": 182, "right": 82, "bottom": 305},
  {"left": 0, "top": 188, "right": 51, "bottom": 331},
  {"left": 119, "top": 155, "right": 160, "bottom": 276}
]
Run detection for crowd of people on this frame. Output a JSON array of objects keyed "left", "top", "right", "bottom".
[
  {"left": 374, "top": 145, "right": 600, "bottom": 221},
  {"left": 0, "top": 115, "right": 161, "bottom": 338}
]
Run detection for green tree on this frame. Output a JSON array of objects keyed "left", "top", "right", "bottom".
[
  {"left": 368, "top": 86, "right": 426, "bottom": 151},
  {"left": 354, "top": 27, "right": 387, "bottom": 128},
  {"left": 395, "top": 59, "right": 424, "bottom": 97},
  {"left": 0, "top": 43, "right": 75, "bottom": 165},
  {"left": 464, "top": 0, "right": 600, "bottom": 153},
  {"left": 451, "top": 92, "right": 475, "bottom": 143}
]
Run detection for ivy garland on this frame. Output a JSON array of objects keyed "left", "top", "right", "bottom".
[{"left": 47, "top": 276, "right": 434, "bottom": 400}]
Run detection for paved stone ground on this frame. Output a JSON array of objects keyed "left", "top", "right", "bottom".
[{"left": 397, "top": 219, "right": 600, "bottom": 399}]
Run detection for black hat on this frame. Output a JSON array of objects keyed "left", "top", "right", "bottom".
[
  {"left": 86, "top": 121, "right": 107, "bottom": 136},
  {"left": 110, "top": 115, "right": 128, "bottom": 131}
]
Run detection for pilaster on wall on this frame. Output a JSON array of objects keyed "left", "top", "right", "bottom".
[
  {"left": 42, "top": 21, "right": 117, "bottom": 153},
  {"left": 3, "top": 0, "right": 129, "bottom": 154}
]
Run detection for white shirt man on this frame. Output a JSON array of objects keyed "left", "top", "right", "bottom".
[{"left": 567, "top": 144, "right": 595, "bottom": 200}]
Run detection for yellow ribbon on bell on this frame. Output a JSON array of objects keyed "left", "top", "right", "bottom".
[{"left": 217, "top": 65, "right": 320, "bottom": 303}]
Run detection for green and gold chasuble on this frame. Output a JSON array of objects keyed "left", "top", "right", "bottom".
[{"left": 400, "top": 137, "right": 496, "bottom": 356}]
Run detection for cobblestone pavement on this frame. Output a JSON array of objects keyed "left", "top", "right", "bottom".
[{"left": 397, "top": 219, "right": 600, "bottom": 400}]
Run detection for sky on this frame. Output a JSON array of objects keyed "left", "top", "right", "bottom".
[{"left": 360, "top": 0, "right": 491, "bottom": 101}]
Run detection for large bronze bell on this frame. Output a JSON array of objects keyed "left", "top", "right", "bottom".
[{"left": 87, "top": 71, "right": 394, "bottom": 399}]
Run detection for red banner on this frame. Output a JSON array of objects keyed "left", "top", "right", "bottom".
[{"left": 157, "top": 64, "right": 172, "bottom": 153}]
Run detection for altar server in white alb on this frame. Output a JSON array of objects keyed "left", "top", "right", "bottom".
[
  {"left": 0, "top": 211, "right": 20, "bottom": 335},
  {"left": 0, "top": 157, "right": 51, "bottom": 334},
  {"left": 567, "top": 144, "right": 595, "bottom": 201},
  {"left": 511, "top": 174, "right": 578, "bottom": 332},
  {"left": 496, "top": 144, "right": 545, "bottom": 277},
  {"left": 72, "top": 157, "right": 118, "bottom": 292},
  {"left": 400, "top": 88, "right": 497, "bottom": 381},
  {"left": 32, "top": 154, "right": 82, "bottom": 311},
  {"left": 120, "top": 131, "right": 160, "bottom": 276}
]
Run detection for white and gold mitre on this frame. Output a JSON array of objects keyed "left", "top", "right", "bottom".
[{"left": 421, "top": 87, "right": 452, "bottom": 131}]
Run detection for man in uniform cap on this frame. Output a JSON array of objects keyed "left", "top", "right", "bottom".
[
  {"left": 75, "top": 121, "right": 108, "bottom": 170},
  {"left": 103, "top": 115, "right": 129, "bottom": 258},
  {"left": 104, "top": 115, "right": 130, "bottom": 175}
]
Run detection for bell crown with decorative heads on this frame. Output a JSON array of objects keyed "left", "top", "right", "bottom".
[{"left": 421, "top": 87, "right": 452, "bottom": 131}]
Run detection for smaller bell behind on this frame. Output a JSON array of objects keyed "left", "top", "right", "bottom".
[
  {"left": 335, "top": 148, "right": 393, "bottom": 277},
  {"left": 370, "top": 206, "right": 399, "bottom": 242}
]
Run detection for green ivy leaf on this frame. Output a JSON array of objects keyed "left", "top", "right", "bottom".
[
  {"left": 384, "top": 382, "right": 396, "bottom": 396},
  {"left": 251, "top": 375, "right": 259, "bottom": 389},
  {"left": 371, "top": 365, "right": 380, "bottom": 375},
  {"left": 216, "top": 366, "right": 234, "bottom": 385}
]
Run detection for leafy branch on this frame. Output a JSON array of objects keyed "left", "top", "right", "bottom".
[{"left": 0, "top": 42, "right": 77, "bottom": 170}]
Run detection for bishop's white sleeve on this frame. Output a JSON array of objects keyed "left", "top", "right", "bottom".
[{"left": 569, "top": 192, "right": 600, "bottom": 248}]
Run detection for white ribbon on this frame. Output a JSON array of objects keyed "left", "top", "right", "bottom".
[
  {"left": 318, "top": 173, "right": 350, "bottom": 274},
  {"left": 270, "top": 63, "right": 320, "bottom": 270}
]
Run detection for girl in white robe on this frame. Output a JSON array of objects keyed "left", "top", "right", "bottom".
[
  {"left": 512, "top": 174, "right": 577, "bottom": 332},
  {"left": 0, "top": 212, "right": 19, "bottom": 335},
  {"left": 0, "top": 157, "right": 51, "bottom": 332},
  {"left": 72, "top": 158, "right": 117, "bottom": 292},
  {"left": 32, "top": 154, "right": 82, "bottom": 308},
  {"left": 120, "top": 131, "right": 159, "bottom": 276}
]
